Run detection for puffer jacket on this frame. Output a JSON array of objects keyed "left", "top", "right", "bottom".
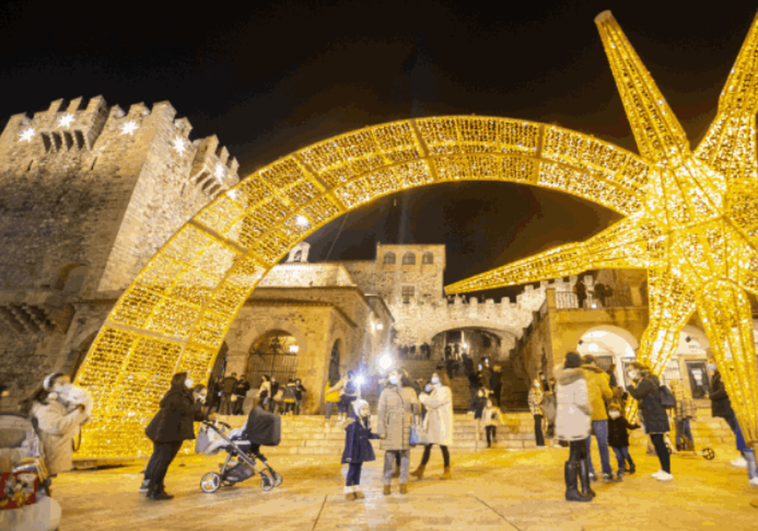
[
  {"left": 627, "top": 373, "right": 669, "bottom": 434},
  {"left": 377, "top": 384, "right": 418, "bottom": 451},
  {"left": 554, "top": 364, "right": 591, "bottom": 441},
  {"left": 32, "top": 400, "right": 87, "bottom": 475},
  {"left": 581, "top": 364, "right": 613, "bottom": 420}
]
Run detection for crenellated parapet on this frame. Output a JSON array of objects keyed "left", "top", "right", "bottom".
[{"left": 191, "top": 134, "right": 240, "bottom": 199}]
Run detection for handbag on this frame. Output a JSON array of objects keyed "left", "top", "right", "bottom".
[
  {"left": 659, "top": 385, "right": 676, "bottom": 409},
  {"left": 410, "top": 415, "right": 428, "bottom": 446}
]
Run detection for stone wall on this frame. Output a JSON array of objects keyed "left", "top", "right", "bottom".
[{"left": 0, "top": 97, "right": 239, "bottom": 403}]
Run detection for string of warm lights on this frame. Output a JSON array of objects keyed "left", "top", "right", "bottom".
[
  {"left": 447, "top": 11, "right": 758, "bottom": 448},
  {"left": 72, "top": 10, "right": 758, "bottom": 458}
]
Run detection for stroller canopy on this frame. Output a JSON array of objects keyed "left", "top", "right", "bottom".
[{"left": 243, "top": 406, "right": 281, "bottom": 446}]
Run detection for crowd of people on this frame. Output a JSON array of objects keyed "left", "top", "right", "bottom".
[{"left": 6, "top": 348, "right": 756, "bottom": 509}]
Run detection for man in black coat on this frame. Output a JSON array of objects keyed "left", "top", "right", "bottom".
[
  {"left": 220, "top": 372, "right": 238, "bottom": 415},
  {"left": 234, "top": 376, "right": 251, "bottom": 415}
]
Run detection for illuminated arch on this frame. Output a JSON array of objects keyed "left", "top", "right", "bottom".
[{"left": 73, "top": 116, "right": 651, "bottom": 457}]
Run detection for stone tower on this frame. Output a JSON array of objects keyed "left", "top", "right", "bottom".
[{"left": 0, "top": 96, "right": 240, "bottom": 404}]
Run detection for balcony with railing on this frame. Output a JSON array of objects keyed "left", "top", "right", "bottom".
[{"left": 554, "top": 290, "right": 634, "bottom": 310}]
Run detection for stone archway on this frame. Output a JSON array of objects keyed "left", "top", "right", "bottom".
[{"left": 73, "top": 116, "right": 652, "bottom": 458}]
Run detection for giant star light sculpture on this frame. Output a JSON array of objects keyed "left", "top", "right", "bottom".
[{"left": 446, "top": 11, "right": 758, "bottom": 445}]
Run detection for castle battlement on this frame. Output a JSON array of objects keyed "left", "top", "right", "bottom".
[{"left": 0, "top": 96, "right": 240, "bottom": 199}]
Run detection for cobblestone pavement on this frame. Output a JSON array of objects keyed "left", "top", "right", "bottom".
[{"left": 54, "top": 443, "right": 758, "bottom": 530}]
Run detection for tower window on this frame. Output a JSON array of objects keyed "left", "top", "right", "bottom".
[
  {"left": 402, "top": 252, "right": 416, "bottom": 265},
  {"left": 422, "top": 252, "right": 434, "bottom": 264},
  {"left": 401, "top": 286, "right": 415, "bottom": 304},
  {"left": 383, "top": 252, "right": 396, "bottom": 265}
]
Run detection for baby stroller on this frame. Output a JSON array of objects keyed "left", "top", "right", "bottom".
[
  {"left": 195, "top": 406, "right": 282, "bottom": 493},
  {"left": 0, "top": 412, "right": 61, "bottom": 531}
]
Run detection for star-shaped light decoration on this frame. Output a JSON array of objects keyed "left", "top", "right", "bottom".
[
  {"left": 120, "top": 121, "right": 138, "bottom": 136},
  {"left": 445, "top": 11, "right": 758, "bottom": 447},
  {"left": 18, "top": 128, "right": 35, "bottom": 142},
  {"left": 57, "top": 113, "right": 75, "bottom": 128},
  {"left": 214, "top": 163, "right": 225, "bottom": 179},
  {"left": 172, "top": 137, "right": 186, "bottom": 155}
]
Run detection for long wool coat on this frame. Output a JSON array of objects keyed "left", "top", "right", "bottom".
[
  {"left": 376, "top": 385, "right": 418, "bottom": 451},
  {"left": 32, "top": 400, "right": 87, "bottom": 475},
  {"left": 341, "top": 417, "right": 379, "bottom": 464},
  {"left": 626, "top": 373, "right": 669, "bottom": 434},
  {"left": 554, "top": 365, "right": 591, "bottom": 441},
  {"left": 419, "top": 385, "right": 454, "bottom": 447}
]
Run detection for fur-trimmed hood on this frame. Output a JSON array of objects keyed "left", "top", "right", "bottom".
[
  {"left": 582, "top": 364, "right": 606, "bottom": 375},
  {"left": 554, "top": 364, "right": 586, "bottom": 386}
]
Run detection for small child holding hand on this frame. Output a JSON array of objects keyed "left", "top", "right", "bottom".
[{"left": 607, "top": 401, "right": 639, "bottom": 478}]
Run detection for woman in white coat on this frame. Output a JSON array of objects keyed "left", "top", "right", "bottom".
[
  {"left": 20, "top": 373, "right": 90, "bottom": 481},
  {"left": 411, "top": 371, "right": 454, "bottom": 480},
  {"left": 555, "top": 352, "right": 592, "bottom": 502}
]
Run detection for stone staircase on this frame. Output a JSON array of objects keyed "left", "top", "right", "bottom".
[{"left": 216, "top": 413, "right": 537, "bottom": 456}]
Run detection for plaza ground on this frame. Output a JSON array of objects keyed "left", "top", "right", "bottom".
[{"left": 55, "top": 441, "right": 758, "bottom": 531}]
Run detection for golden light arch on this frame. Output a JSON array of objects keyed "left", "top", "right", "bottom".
[{"left": 74, "top": 114, "right": 651, "bottom": 457}]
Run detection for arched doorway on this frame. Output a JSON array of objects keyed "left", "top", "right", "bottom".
[{"left": 245, "top": 330, "right": 300, "bottom": 388}]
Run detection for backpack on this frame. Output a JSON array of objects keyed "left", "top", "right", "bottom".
[{"left": 659, "top": 384, "right": 676, "bottom": 409}]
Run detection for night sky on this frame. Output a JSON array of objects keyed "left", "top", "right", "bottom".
[{"left": 1, "top": 0, "right": 756, "bottom": 300}]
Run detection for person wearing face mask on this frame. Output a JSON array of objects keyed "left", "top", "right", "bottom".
[
  {"left": 606, "top": 401, "right": 639, "bottom": 479},
  {"left": 20, "top": 373, "right": 89, "bottom": 485},
  {"left": 411, "top": 371, "right": 454, "bottom": 481},
  {"left": 625, "top": 362, "right": 673, "bottom": 481},
  {"left": 528, "top": 378, "right": 546, "bottom": 448},
  {"left": 341, "top": 399, "right": 380, "bottom": 500},
  {"left": 377, "top": 369, "right": 419, "bottom": 495},
  {"left": 142, "top": 372, "right": 208, "bottom": 500}
]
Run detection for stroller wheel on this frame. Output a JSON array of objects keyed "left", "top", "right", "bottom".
[
  {"left": 201, "top": 472, "right": 222, "bottom": 493},
  {"left": 272, "top": 471, "right": 283, "bottom": 487},
  {"left": 260, "top": 472, "right": 274, "bottom": 492},
  {"left": 702, "top": 447, "right": 716, "bottom": 460}
]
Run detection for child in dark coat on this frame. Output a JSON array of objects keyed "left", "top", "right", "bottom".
[
  {"left": 341, "top": 399, "right": 379, "bottom": 500},
  {"left": 607, "top": 402, "right": 639, "bottom": 478}
]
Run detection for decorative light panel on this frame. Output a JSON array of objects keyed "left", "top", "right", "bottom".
[{"left": 447, "top": 11, "right": 758, "bottom": 445}]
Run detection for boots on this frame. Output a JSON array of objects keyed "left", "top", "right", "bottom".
[
  {"left": 410, "top": 463, "right": 426, "bottom": 480},
  {"left": 441, "top": 466, "right": 452, "bottom": 480},
  {"left": 383, "top": 485, "right": 391, "bottom": 495},
  {"left": 354, "top": 489, "right": 365, "bottom": 499},
  {"left": 399, "top": 483, "right": 408, "bottom": 494},
  {"left": 146, "top": 483, "right": 172, "bottom": 501},
  {"left": 577, "top": 459, "right": 596, "bottom": 498},
  {"left": 564, "top": 462, "right": 591, "bottom": 502},
  {"left": 345, "top": 486, "right": 356, "bottom": 500}
]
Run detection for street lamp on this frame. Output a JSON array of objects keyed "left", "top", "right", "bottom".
[{"left": 379, "top": 353, "right": 393, "bottom": 371}]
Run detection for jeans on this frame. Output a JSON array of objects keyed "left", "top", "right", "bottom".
[
  {"left": 585, "top": 420, "right": 612, "bottom": 476},
  {"left": 486, "top": 426, "right": 497, "bottom": 445},
  {"left": 340, "top": 396, "right": 357, "bottom": 418},
  {"left": 674, "top": 418, "right": 693, "bottom": 449},
  {"left": 383, "top": 450, "right": 410, "bottom": 485},
  {"left": 420, "top": 444, "right": 450, "bottom": 467},
  {"left": 724, "top": 416, "right": 745, "bottom": 457},
  {"left": 534, "top": 414, "right": 545, "bottom": 446},
  {"left": 148, "top": 441, "right": 183, "bottom": 490},
  {"left": 220, "top": 393, "right": 233, "bottom": 415},
  {"left": 650, "top": 433, "right": 671, "bottom": 473},
  {"left": 611, "top": 446, "right": 634, "bottom": 474},
  {"left": 346, "top": 462, "right": 363, "bottom": 486},
  {"left": 233, "top": 396, "right": 245, "bottom": 415},
  {"left": 745, "top": 449, "right": 758, "bottom": 481}
]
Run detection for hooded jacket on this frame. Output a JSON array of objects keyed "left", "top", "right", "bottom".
[
  {"left": 32, "top": 399, "right": 87, "bottom": 475},
  {"left": 150, "top": 385, "right": 204, "bottom": 443},
  {"left": 554, "top": 364, "right": 591, "bottom": 441},
  {"left": 341, "top": 417, "right": 379, "bottom": 464},
  {"left": 377, "top": 384, "right": 418, "bottom": 451},
  {"left": 709, "top": 370, "right": 735, "bottom": 419},
  {"left": 581, "top": 364, "right": 613, "bottom": 421},
  {"left": 627, "top": 372, "right": 669, "bottom": 434}
]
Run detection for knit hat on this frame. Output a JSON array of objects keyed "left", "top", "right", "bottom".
[{"left": 352, "top": 399, "right": 369, "bottom": 417}]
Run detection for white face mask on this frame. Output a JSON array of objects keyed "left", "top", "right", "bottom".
[
  {"left": 185, "top": 378, "right": 194, "bottom": 388},
  {"left": 388, "top": 376, "right": 399, "bottom": 386},
  {"left": 425, "top": 385, "right": 432, "bottom": 393},
  {"left": 431, "top": 377, "right": 440, "bottom": 386},
  {"left": 609, "top": 411, "right": 620, "bottom": 419},
  {"left": 708, "top": 363, "right": 716, "bottom": 372},
  {"left": 198, "top": 394, "right": 207, "bottom": 403}
]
